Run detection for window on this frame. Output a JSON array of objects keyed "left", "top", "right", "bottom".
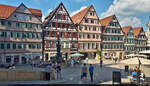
[
  {"left": 8, "top": 21, "right": 11, "bottom": 27},
  {"left": 29, "top": 44, "right": 32, "bottom": 49},
  {"left": 36, "top": 33, "right": 39, "bottom": 39},
  {"left": 1, "top": 32, "right": 7, "bottom": 37},
  {"left": 10, "top": 32, "right": 13, "bottom": 38},
  {"left": 32, "top": 33, "right": 35, "bottom": 38},
  {"left": 29, "top": 16, "right": 32, "bottom": 20},
  {"left": 7, "top": 44, "right": 10, "bottom": 49},
  {"left": 37, "top": 43, "right": 41, "bottom": 49},
  {"left": 22, "top": 32, "right": 26, "bottom": 39},
  {"left": 18, "top": 44, "right": 22, "bottom": 49},
  {"left": 85, "top": 19, "right": 88, "bottom": 23},
  {"left": 27, "top": 33, "right": 30, "bottom": 38},
  {"left": 0, "top": 43, "right": 4, "bottom": 49},
  {"left": 90, "top": 12, "right": 94, "bottom": 16},
  {"left": 16, "top": 22, "right": 20, "bottom": 27},
  {"left": 23, "top": 44, "right": 26, "bottom": 49},
  {"left": 1, "top": 21, "right": 5, "bottom": 26},
  {"left": 16, "top": 32, "right": 20, "bottom": 38},
  {"left": 25, "top": 23, "right": 28, "bottom": 28},
  {"left": 29, "top": 23, "right": 32, "bottom": 28},
  {"left": 13, "top": 44, "right": 16, "bottom": 49}
]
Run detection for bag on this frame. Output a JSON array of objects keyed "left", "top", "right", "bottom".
[{"left": 143, "top": 74, "right": 145, "bottom": 78}]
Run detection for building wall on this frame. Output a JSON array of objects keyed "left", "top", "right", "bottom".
[
  {"left": 0, "top": 4, "right": 42, "bottom": 64},
  {"left": 43, "top": 4, "right": 78, "bottom": 61},
  {"left": 102, "top": 17, "right": 124, "bottom": 59},
  {"left": 78, "top": 7, "right": 101, "bottom": 58}
]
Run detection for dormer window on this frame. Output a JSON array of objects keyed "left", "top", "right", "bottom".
[
  {"left": 14, "top": 14, "right": 17, "bottom": 18},
  {"left": 29, "top": 16, "right": 32, "bottom": 20},
  {"left": 90, "top": 11, "right": 94, "bottom": 16}
]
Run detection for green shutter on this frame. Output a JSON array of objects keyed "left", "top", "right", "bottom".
[
  {"left": 0, "top": 43, "right": 5, "bottom": 49},
  {"left": 7, "top": 44, "right": 10, "bottom": 49},
  {"left": 8, "top": 22, "right": 11, "bottom": 27}
]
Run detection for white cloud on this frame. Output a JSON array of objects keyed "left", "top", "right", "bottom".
[
  {"left": 70, "top": 6, "right": 87, "bottom": 16},
  {"left": 120, "top": 17, "right": 142, "bottom": 27},
  {"left": 47, "top": 9, "right": 52, "bottom": 14},
  {"left": 42, "top": 15, "right": 45, "bottom": 22},
  {"left": 101, "top": 0, "right": 150, "bottom": 27}
]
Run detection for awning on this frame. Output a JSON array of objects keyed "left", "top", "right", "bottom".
[{"left": 32, "top": 53, "right": 42, "bottom": 56}]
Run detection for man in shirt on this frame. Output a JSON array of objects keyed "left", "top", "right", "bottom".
[
  {"left": 81, "top": 63, "right": 88, "bottom": 80},
  {"left": 89, "top": 64, "right": 94, "bottom": 82},
  {"left": 45, "top": 64, "right": 51, "bottom": 80}
]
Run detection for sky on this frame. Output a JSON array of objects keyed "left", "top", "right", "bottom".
[{"left": 0, "top": 0, "right": 150, "bottom": 30}]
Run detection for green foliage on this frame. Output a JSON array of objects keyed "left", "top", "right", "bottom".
[{"left": 96, "top": 50, "right": 102, "bottom": 57}]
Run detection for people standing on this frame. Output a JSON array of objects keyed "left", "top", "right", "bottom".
[
  {"left": 89, "top": 64, "right": 94, "bottom": 82},
  {"left": 100, "top": 57, "right": 103, "bottom": 68},
  {"left": 56, "top": 63, "right": 62, "bottom": 80},
  {"left": 71, "top": 59, "right": 74, "bottom": 67},
  {"left": 81, "top": 63, "right": 88, "bottom": 80},
  {"left": 86, "top": 58, "right": 88, "bottom": 64},
  {"left": 45, "top": 64, "right": 51, "bottom": 81}
]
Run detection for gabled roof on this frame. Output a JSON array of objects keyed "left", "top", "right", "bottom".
[
  {"left": 99, "top": 15, "right": 115, "bottom": 27},
  {"left": 43, "top": 2, "right": 74, "bottom": 27},
  {"left": 71, "top": 5, "right": 92, "bottom": 24},
  {"left": 0, "top": 4, "right": 42, "bottom": 19},
  {"left": 133, "top": 27, "right": 143, "bottom": 37},
  {"left": 122, "top": 26, "right": 132, "bottom": 36}
]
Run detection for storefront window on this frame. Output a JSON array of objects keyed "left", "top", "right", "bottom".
[
  {"left": 14, "top": 55, "right": 19, "bottom": 64},
  {"left": 6, "top": 56, "right": 11, "bottom": 63}
]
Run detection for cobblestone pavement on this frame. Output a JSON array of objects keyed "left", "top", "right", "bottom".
[{"left": 0, "top": 60, "right": 131, "bottom": 84}]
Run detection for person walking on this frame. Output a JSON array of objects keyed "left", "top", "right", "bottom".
[
  {"left": 56, "top": 63, "right": 62, "bottom": 80},
  {"left": 89, "top": 64, "right": 94, "bottom": 82},
  {"left": 45, "top": 64, "right": 51, "bottom": 81},
  {"left": 81, "top": 63, "right": 88, "bottom": 80},
  {"left": 100, "top": 57, "right": 103, "bottom": 68}
]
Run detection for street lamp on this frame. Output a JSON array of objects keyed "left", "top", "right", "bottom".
[{"left": 56, "top": 31, "right": 62, "bottom": 63}]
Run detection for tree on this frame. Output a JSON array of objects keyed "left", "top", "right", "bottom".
[{"left": 96, "top": 50, "right": 102, "bottom": 57}]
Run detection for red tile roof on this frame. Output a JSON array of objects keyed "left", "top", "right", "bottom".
[
  {"left": 122, "top": 26, "right": 132, "bottom": 36},
  {"left": 71, "top": 5, "right": 92, "bottom": 24},
  {"left": 99, "top": 15, "right": 115, "bottom": 27},
  {"left": 43, "top": 2, "right": 74, "bottom": 27},
  {"left": 43, "top": 3, "right": 60, "bottom": 26},
  {"left": 133, "top": 27, "right": 142, "bottom": 37},
  {"left": 0, "top": 4, "right": 42, "bottom": 19}
]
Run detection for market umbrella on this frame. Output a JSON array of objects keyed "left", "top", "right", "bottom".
[
  {"left": 120, "top": 57, "right": 150, "bottom": 65},
  {"left": 69, "top": 53, "right": 84, "bottom": 57},
  {"left": 139, "top": 50, "right": 150, "bottom": 54}
]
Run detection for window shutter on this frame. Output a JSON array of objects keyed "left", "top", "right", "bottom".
[
  {"left": 49, "top": 31, "right": 52, "bottom": 37},
  {"left": 70, "top": 24, "right": 72, "bottom": 29},
  {"left": 72, "top": 42, "right": 74, "bottom": 48},
  {"left": 67, "top": 32, "right": 69, "bottom": 38},
  {"left": 64, "top": 32, "right": 66, "bottom": 37},
  {"left": 65, "top": 24, "right": 68, "bottom": 28},
  {"left": 71, "top": 32, "right": 73, "bottom": 39},
  {"left": 51, "top": 41, "right": 53, "bottom": 48},
  {"left": 55, "top": 32, "right": 57, "bottom": 37},
  {"left": 61, "top": 23, "right": 63, "bottom": 28},
  {"left": 77, "top": 42, "right": 79, "bottom": 48},
  {"left": 76, "top": 33, "right": 78, "bottom": 38},
  {"left": 59, "top": 32, "right": 61, "bottom": 37},
  {"left": 56, "top": 22, "right": 58, "bottom": 29},
  {"left": 45, "top": 41, "right": 47, "bottom": 48}
]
